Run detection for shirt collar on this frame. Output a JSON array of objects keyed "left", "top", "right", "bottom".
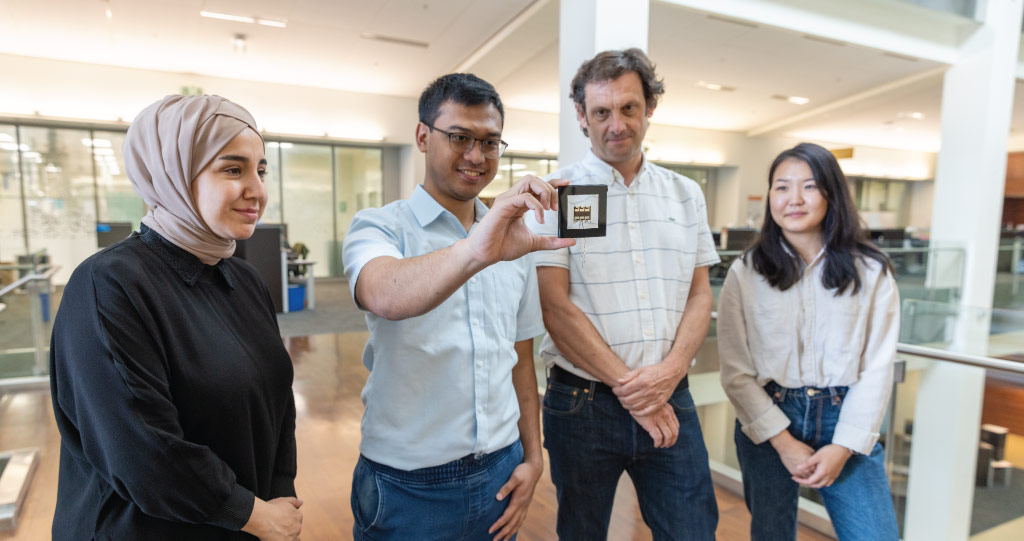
[
  {"left": 139, "top": 224, "right": 235, "bottom": 289},
  {"left": 581, "top": 148, "right": 649, "bottom": 186},
  {"left": 410, "top": 184, "right": 488, "bottom": 228},
  {"left": 781, "top": 241, "right": 826, "bottom": 275}
]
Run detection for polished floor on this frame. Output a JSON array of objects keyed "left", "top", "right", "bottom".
[{"left": 0, "top": 331, "right": 832, "bottom": 540}]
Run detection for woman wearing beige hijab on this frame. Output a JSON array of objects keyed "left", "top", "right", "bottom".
[{"left": 49, "top": 95, "right": 302, "bottom": 540}]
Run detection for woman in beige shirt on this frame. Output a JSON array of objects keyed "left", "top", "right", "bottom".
[{"left": 718, "top": 142, "right": 899, "bottom": 541}]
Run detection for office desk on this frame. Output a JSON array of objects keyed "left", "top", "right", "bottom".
[{"left": 280, "top": 253, "right": 317, "bottom": 313}]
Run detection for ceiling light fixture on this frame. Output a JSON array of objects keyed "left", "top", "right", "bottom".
[
  {"left": 104, "top": 0, "right": 112, "bottom": 19},
  {"left": 696, "top": 80, "right": 735, "bottom": 92},
  {"left": 360, "top": 32, "right": 429, "bottom": 49},
  {"left": 201, "top": 11, "right": 254, "bottom": 24},
  {"left": 256, "top": 19, "right": 287, "bottom": 28},
  {"left": 233, "top": 33, "right": 247, "bottom": 54},
  {"left": 772, "top": 94, "right": 809, "bottom": 105},
  {"left": 200, "top": 11, "right": 287, "bottom": 28},
  {"left": 897, "top": 111, "right": 926, "bottom": 120}
]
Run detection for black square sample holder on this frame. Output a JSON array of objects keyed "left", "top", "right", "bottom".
[{"left": 558, "top": 185, "right": 607, "bottom": 238}]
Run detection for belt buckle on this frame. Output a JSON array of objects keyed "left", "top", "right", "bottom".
[{"left": 806, "top": 388, "right": 819, "bottom": 397}]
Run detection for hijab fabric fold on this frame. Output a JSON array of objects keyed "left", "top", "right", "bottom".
[{"left": 124, "top": 95, "right": 261, "bottom": 265}]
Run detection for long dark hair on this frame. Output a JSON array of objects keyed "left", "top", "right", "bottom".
[{"left": 745, "top": 143, "right": 891, "bottom": 294}]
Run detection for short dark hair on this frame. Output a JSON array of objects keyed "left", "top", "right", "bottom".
[
  {"left": 418, "top": 73, "right": 504, "bottom": 127},
  {"left": 745, "top": 143, "right": 891, "bottom": 295},
  {"left": 570, "top": 48, "right": 665, "bottom": 116}
]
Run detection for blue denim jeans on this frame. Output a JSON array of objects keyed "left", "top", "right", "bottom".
[
  {"left": 734, "top": 382, "right": 899, "bottom": 541},
  {"left": 351, "top": 440, "right": 523, "bottom": 540},
  {"left": 542, "top": 378, "right": 718, "bottom": 540}
]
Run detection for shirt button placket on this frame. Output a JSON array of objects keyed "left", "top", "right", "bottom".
[
  {"left": 468, "top": 275, "right": 488, "bottom": 449},
  {"left": 628, "top": 186, "right": 656, "bottom": 363}
]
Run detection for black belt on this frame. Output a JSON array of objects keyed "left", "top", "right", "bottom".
[{"left": 549, "top": 365, "right": 688, "bottom": 394}]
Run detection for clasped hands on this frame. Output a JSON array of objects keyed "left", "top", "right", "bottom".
[
  {"left": 770, "top": 431, "right": 853, "bottom": 489},
  {"left": 613, "top": 362, "right": 685, "bottom": 449}
]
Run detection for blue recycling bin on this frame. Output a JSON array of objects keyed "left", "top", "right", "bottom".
[{"left": 288, "top": 284, "right": 306, "bottom": 312}]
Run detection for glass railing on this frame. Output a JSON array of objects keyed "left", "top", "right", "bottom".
[
  {"left": 0, "top": 264, "right": 56, "bottom": 530},
  {"left": 682, "top": 299, "right": 1024, "bottom": 540},
  {"left": 0, "top": 264, "right": 58, "bottom": 389},
  {"left": 708, "top": 246, "right": 967, "bottom": 306}
]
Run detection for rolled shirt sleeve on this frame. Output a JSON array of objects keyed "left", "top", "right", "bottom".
[
  {"left": 343, "top": 208, "right": 405, "bottom": 308},
  {"left": 717, "top": 264, "right": 791, "bottom": 444},
  {"left": 833, "top": 269, "right": 900, "bottom": 454}
]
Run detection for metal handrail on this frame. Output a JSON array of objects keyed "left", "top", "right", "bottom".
[
  {"left": 896, "top": 343, "right": 1024, "bottom": 374},
  {"left": 710, "top": 311, "right": 1024, "bottom": 375},
  {"left": 0, "top": 265, "right": 58, "bottom": 298}
]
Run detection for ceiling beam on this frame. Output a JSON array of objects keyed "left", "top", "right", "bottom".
[
  {"left": 746, "top": 66, "right": 947, "bottom": 137},
  {"left": 452, "top": 0, "right": 552, "bottom": 73},
  {"left": 657, "top": 0, "right": 978, "bottom": 65}
]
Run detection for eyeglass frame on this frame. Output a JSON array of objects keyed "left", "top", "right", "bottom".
[{"left": 424, "top": 123, "right": 509, "bottom": 159}]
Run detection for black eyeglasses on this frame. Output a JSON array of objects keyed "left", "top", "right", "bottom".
[{"left": 425, "top": 124, "right": 508, "bottom": 159}]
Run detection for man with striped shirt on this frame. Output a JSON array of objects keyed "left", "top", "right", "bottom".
[{"left": 528, "top": 49, "right": 719, "bottom": 540}]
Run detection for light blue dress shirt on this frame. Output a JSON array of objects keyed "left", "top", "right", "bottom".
[{"left": 342, "top": 185, "right": 545, "bottom": 471}]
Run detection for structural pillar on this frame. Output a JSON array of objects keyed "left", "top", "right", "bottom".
[
  {"left": 558, "top": 0, "right": 649, "bottom": 166},
  {"left": 905, "top": 1, "right": 1023, "bottom": 539}
]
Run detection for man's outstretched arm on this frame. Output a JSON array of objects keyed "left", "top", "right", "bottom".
[{"left": 353, "top": 176, "right": 574, "bottom": 321}]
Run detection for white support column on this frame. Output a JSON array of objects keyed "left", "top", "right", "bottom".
[
  {"left": 558, "top": 0, "right": 649, "bottom": 167},
  {"left": 905, "top": 1, "right": 1023, "bottom": 540}
]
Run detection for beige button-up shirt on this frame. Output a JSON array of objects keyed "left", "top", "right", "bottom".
[{"left": 717, "top": 250, "right": 899, "bottom": 454}]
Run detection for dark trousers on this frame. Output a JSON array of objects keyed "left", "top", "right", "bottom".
[{"left": 542, "top": 371, "right": 718, "bottom": 540}]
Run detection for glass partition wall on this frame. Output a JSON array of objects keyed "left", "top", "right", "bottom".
[{"left": 0, "top": 122, "right": 385, "bottom": 283}]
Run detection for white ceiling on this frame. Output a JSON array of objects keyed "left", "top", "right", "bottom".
[{"left": 0, "top": 0, "right": 1019, "bottom": 152}]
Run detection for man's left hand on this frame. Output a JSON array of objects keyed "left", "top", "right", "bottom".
[
  {"left": 488, "top": 459, "right": 543, "bottom": 541},
  {"left": 614, "top": 362, "right": 684, "bottom": 416}
]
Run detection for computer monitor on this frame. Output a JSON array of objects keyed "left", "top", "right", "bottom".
[
  {"left": 96, "top": 222, "right": 134, "bottom": 248},
  {"left": 867, "top": 228, "right": 905, "bottom": 246}
]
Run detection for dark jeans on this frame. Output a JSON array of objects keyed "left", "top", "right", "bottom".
[
  {"left": 351, "top": 440, "right": 522, "bottom": 540},
  {"left": 542, "top": 376, "right": 718, "bottom": 540},
  {"left": 734, "top": 382, "right": 899, "bottom": 541}
]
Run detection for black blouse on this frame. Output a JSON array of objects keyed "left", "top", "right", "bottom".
[{"left": 49, "top": 225, "right": 296, "bottom": 540}]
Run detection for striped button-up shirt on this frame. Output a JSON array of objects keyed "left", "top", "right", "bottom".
[{"left": 527, "top": 150, "right": 719, "bottom": 379}]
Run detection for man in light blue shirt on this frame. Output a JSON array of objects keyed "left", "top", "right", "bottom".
[{"left": 342, "top": 73, "right": 572, "bottom": 541}]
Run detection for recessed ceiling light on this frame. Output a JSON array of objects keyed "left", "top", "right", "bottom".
[
  {"left": 897, "top": 111, "right": 926, "bottom": 120},
  {"left": 771, "top": 94, "right": 810, "bottom": 105},
  {"left": 200, "top": 11, "right": 287, "bottom": 28},
  {"left": 360, "top": 32, "right": 429, "bottom": 49},
  {"left": 257, "top": 19, "right": 287, "bottom": 28},
  {"left": 696, "top": 80, "right": 735, "bottom": 92}
]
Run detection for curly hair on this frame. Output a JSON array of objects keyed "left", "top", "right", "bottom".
[{"left": 569, "top": 48, "right": 664, "bottom": 136}]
